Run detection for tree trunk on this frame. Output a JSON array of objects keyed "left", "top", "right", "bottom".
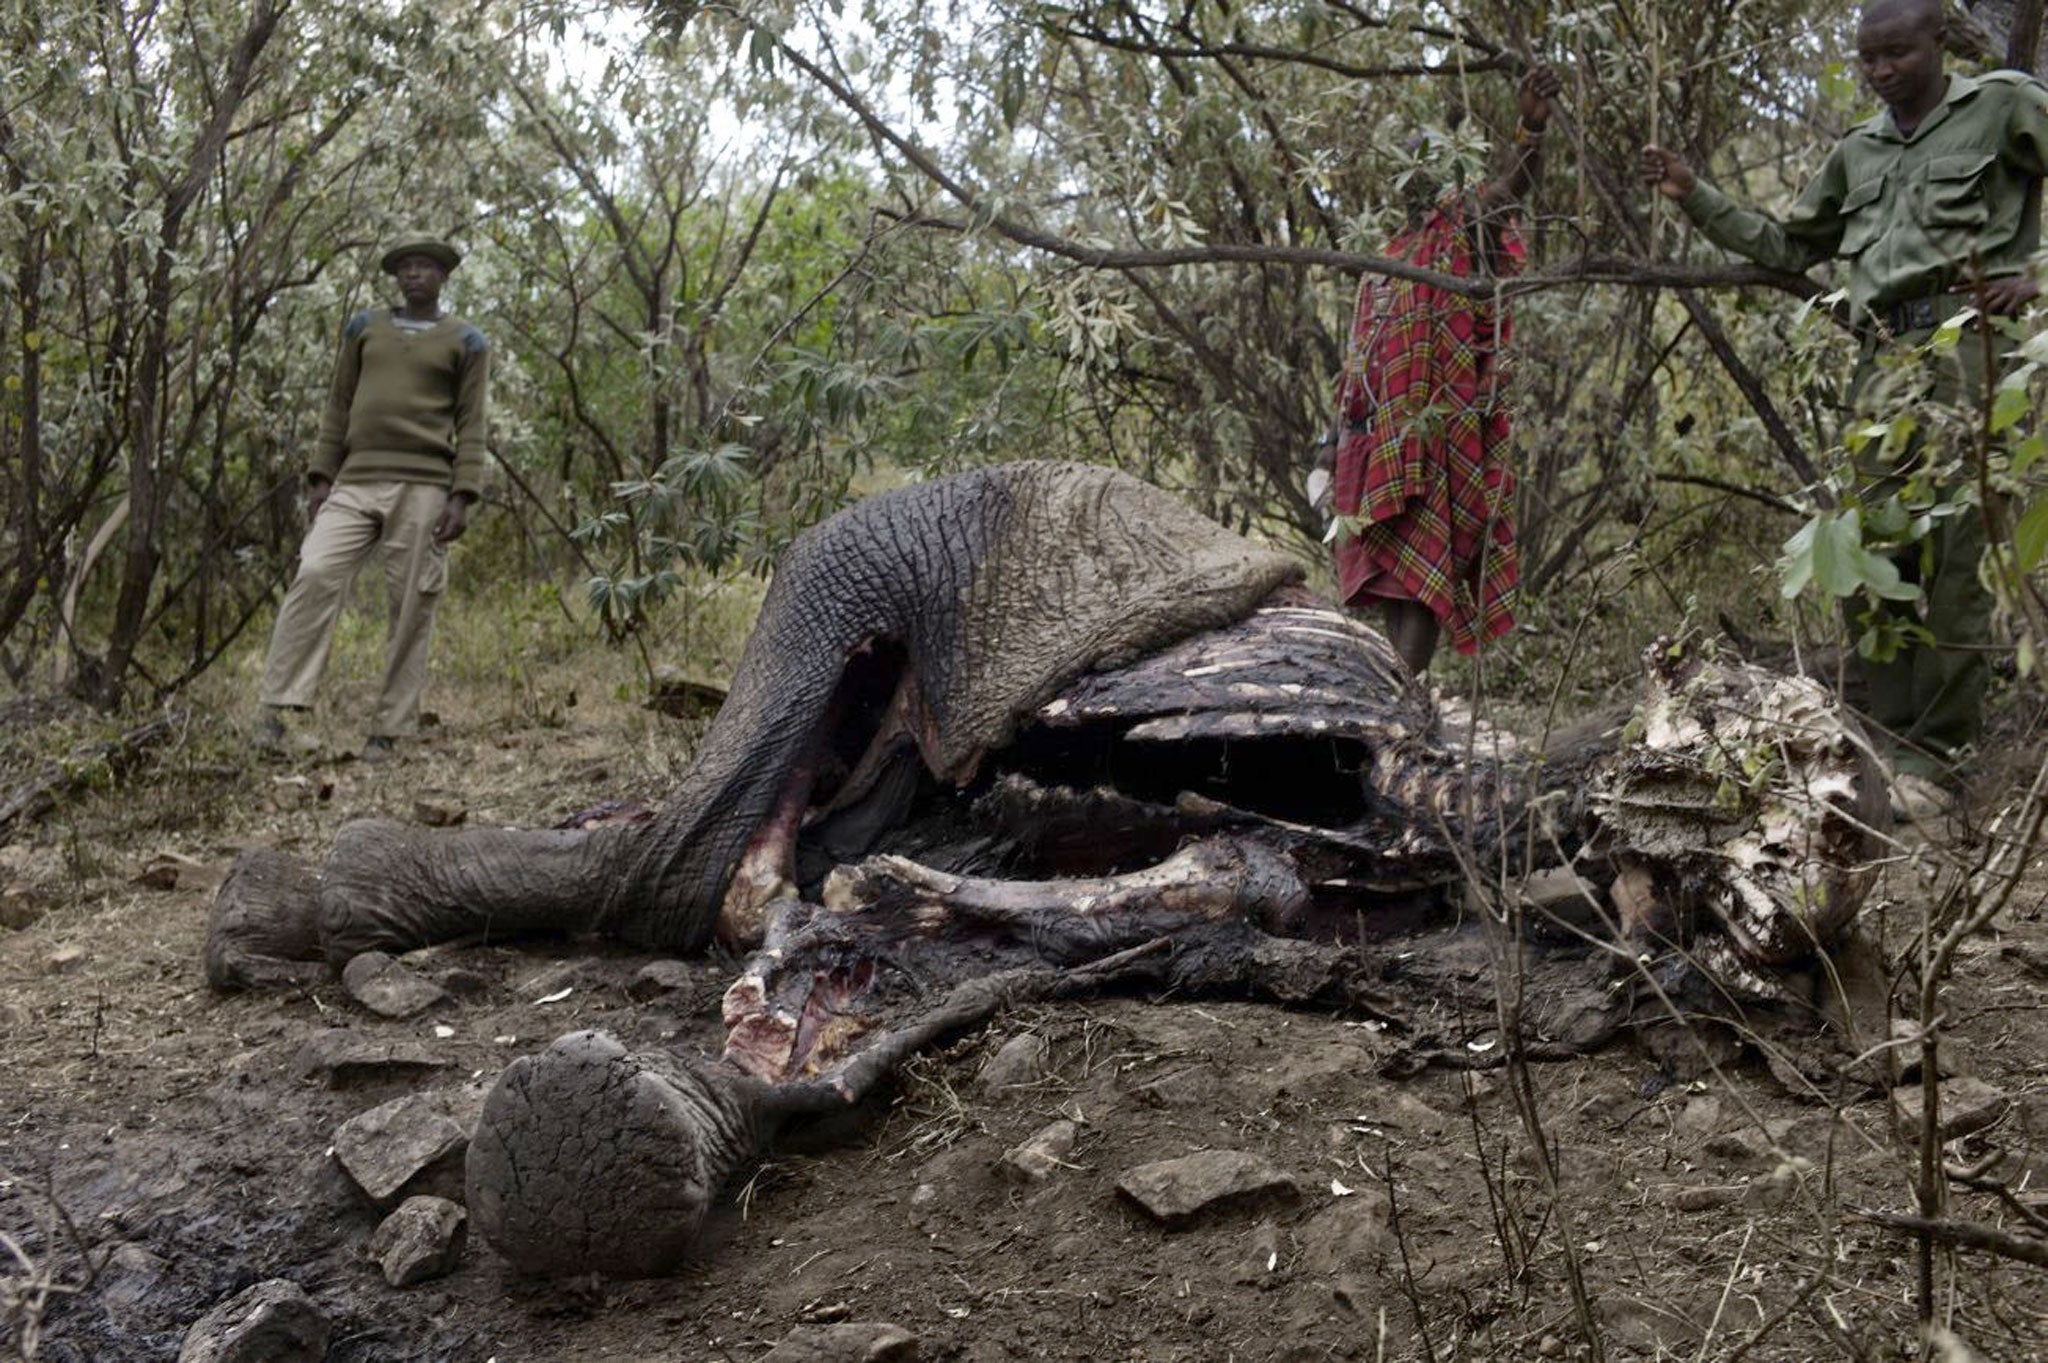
[
  {"left": 95, "top": 0, "right": 290, "bottom": 707},
  {"left": 2007, "top": 0, "right": 2045, "bottom": 74}
]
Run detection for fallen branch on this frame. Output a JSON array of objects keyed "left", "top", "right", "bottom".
[
  {"left": 0, "top": 710, "right": 182, "bottom": 845},
  {"left": 1853, "top": 1207, "right": 2048, "bottom": 1269}
]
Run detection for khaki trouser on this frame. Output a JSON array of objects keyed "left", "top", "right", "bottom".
[{"left": 258, "top": 479, "right": 451, "bottom": 737}]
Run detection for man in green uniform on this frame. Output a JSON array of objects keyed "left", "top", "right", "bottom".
[
  {"left": 253, "top": 233, "right": 490, "bottom": 762},
  {"left": 1641, "top": 0, "right": 2048, "bottom": 811}
]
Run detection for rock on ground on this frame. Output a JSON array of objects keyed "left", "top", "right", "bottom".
[
  {"left": 294, "top": 1030, "right": 448, "bottom": 1087},
  {"left": 341, "top": 951, "right": 450, "bottom": 1020},
  {"left": 176, "top": 1279, "right": 330, "bottom": 1363},
  {"left": 367, "top": 1195, "right": 467, "bottom": 1287},
  {"left": 758, "top": 1321, "right": 918, "bottom": 1362},
  {"left": 1892, "top": 1078, "right": 2009, "bottom": 1142},
  {"left": 1116, "top": 1150, "right": 1300, "bottom": 1227},
  {"left": 978, "top": 1032, "right": 1050, "bottom": 1089},
  {"left": 332, "top": 1092, "right": 468, "bottom": 1207},
  {"left": 1000, "top": 1119, "right": 1079, "bottom": 1182}
]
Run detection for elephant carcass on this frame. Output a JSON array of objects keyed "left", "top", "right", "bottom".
[
  {"left": 195, "top": 459, "right": 1887, "bottom": 1280},
  {"left": 296, "top": 461, "right": 1303, "bottom": 964},
  {"left": 207, "top": 460, "right": 1879, "bottom": 999},
  {"left": 467, "top": 625, "right": 1886, "bottom": 1278}
]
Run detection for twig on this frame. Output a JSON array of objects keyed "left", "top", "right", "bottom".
[
  {"left": 1379, "top": 1138, "right": 1439, "bottom": 1363},
  {"left": 0, "top": 710, "right": 182, "bottom": 844},
  {"left": 1853, "top": 1208, "right": 2048, "bottom": 1269}
]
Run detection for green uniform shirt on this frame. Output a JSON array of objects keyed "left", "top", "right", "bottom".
[
  {"left": 310, "top": 309, "right": 490, "bottom": 498},
  {"left": 1678, "top": 70, "right": 2048, "bottom": 318}
]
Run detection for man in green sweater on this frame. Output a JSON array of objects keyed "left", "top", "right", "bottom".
[
  {"left": 254, "top": 233, "right": 490, "bottom": 761},
  {"left": 1641, "top": 0, "right": 2048, "bottom": 812}
]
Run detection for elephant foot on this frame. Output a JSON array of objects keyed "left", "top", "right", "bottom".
[
  {"left": 203, "top": 848, "right": 327, "bottom": 990},
  {"left": 465, "top": 1030, "right": 763, "bottom": 1278}
]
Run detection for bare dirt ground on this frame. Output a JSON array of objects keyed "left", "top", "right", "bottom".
[{"left": 3, "top": 660, "right": 2046, "bottom": 1362}]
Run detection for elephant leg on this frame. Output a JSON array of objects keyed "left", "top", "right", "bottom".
[
  {"left": 318, "top": 818, "right": 638, "bottom": 966},
  {"left": 465, "top": 1030, "right": 766, "bottom": 1278},
  {"left": 470, "top": 949, "right": 1169, "bottom": 1279},
  {"left": 203, "top": 848, "right": 327, "bottom": 991}
]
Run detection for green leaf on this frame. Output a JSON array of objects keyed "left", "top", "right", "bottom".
[
  {"left": 1809, "top": 513, "right": 1865, "bottom": 597},
  {"left": 2013, "top": 433, "right": 2048, "bottom": 478},
  {"left": 2015, "top": 499, "right": 2048, "bottom": 572},
  {"left": 1990, "top": 379, "right": 2032, "bottom": 434},
  {"left": 1779, "top": 517, "right": 1819, "bottom": 599},
  {"left": 1857, "top": 548, "right": 1920, "bottom": 601}
]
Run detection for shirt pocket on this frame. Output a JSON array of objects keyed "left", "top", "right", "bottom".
[
  {"left": 1837, "top": 175, "right": 1888, "bottom": 256},
  {"left": 1919, "top": 152, "right": 1995, "bottom": 231}
]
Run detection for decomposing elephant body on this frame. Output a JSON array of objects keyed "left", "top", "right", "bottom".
[{"left": 206, "top": 460, "right": 1884, "bottom": 1279}]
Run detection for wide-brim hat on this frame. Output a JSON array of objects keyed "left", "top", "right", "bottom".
[{"left": 379, "top": 234, "right": 462, "bottom": 275}]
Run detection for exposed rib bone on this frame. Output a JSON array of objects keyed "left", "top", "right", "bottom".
[{"left": 822, "top": 836, "right": 1310, "bottom": 935}]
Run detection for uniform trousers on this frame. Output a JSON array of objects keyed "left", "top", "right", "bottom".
[{"left": 258, "top": 479, "right": 451, "bottom": 738}]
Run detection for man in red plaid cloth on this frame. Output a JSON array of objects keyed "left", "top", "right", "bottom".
[{"left": 1314, "top": 65, "right": 1561, "bottom": 676}]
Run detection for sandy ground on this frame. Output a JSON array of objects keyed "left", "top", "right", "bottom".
[{"left": 2, "top": 681, "right": 2046, "bottom": 1362}]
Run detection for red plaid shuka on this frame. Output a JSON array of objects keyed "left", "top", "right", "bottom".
[{"left": 1332, "top": 197, "right": 1522, "bottom": 654}]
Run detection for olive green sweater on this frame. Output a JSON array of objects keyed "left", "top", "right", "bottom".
[{"left": 309, "top": 309, "right": 490, "bottom": 498}]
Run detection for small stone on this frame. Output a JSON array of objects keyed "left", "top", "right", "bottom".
[
  {"left": 132, "top": 860, "right": 180, "bottom": 891},
  {"left": 46, "top": 943, "right": 87, "bottom": 974},
  {"left": 979, "top": 1032, "right": 1050, "bottom": 1090},
  {"left": 626, "top": 960, "right": 697, "bottom": 1002},
  {"left": 645, "top": 667, "right": 729, "bottom": 721},
  {"left": 1743, "top": 1157, "right": 1816, "bottom": 1210},
  {"left": 757, "top": 1321, "right": 918, "bottom": 1362},
  {"left": 176, "top": 1279, "right": 330, "bottom": 1363},
  {"left": 367, "top": 1195, "right": 467, "bottom": 1287},
  {"left": 1, "top": 885, "right": 45, "bottom": 930},
  {"left": 1889, "top": 1019, "right": 1974, "bottom": 1081},
  {"left": 1673, "top": 1094, "right": 1722, "bottom": 1147},
  {"left": 333, "top": 1094, "right": 468, "bottom": 1208},
  {"left": 342, "top": 951, "right": 450, "bottom": 1020},
  {"left": 1892, "top": 1078, "right": 2008, "bottom": 1142},
  {"left": 294, "top": 1031, "right": 448, "bottom": 1088},
  {"left": 99, "top": 1242, "right": 170, "bottom": 1332},
  {"left": 435, "top": 967, "right": 490, "bottom": 998},
  {"left": 1665, "top": 1183, "right": 1744, "bottom": 1212},
  {"left": 1000, "top": 1119, "right": 1079, "bottom": 1183},
  {"left": 1519, "top": 867, "right": 1602, "bottom": 924},
  {"left": 411, "top": 791, "right": 468, "bottom": 828},
  {"left": 1116, "top": 1150, "right": 1300, "bottom": 1227}
]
